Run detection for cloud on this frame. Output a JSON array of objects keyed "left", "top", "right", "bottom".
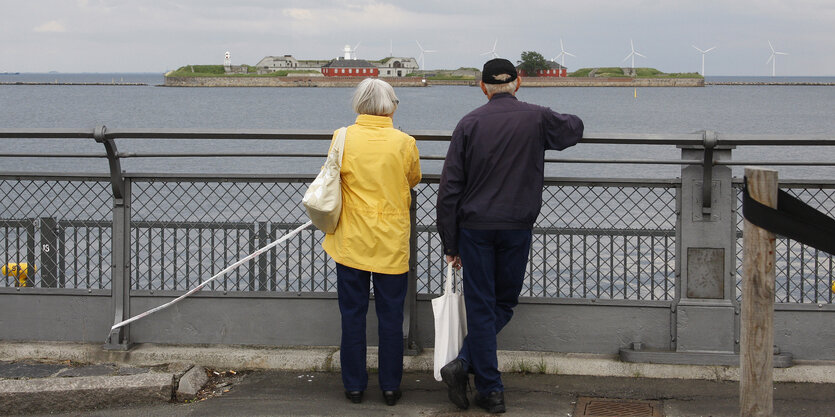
[
  {"left": 33, "top": 20, "right": 66, "bottom": 33},
  {"left": 283, "top": 8, "right": 312, "bottom": 20}
]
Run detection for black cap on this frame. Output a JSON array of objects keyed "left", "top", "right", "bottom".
[{"left": 481, "top": 58, "right": 518, "bottom": 84}]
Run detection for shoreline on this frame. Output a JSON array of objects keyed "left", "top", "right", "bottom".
[
  {"left": 5, "top": 79, "right": 832, "bottom": 88},
  {"left": 0, "top": 81, "right": 148, "bottom": 86},
  {"left": 163, "top": 76, "right": 706, "bottom": 88},
  {"left": 706, "top": 81, "right": 835, "bottom": 86}
]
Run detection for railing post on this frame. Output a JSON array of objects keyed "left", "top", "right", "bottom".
[
  {"left": 95, "top": 125, "right": 133, "bottom": 351},
  {"left": 26, "top": 221, "right": 36, "bottom": 287},
  {"left": 404, "top": 189, "right": 421, "bottom": 355},
  {"left": 740, "top": 167, "right": 777, "bottom": 417},
  {"left": 672, "top": 131, "right": 739, "bottom": 357},
  {"left": 39, "top": 217, "right": 58, "bottom": 287},
  {"left": 258, "top": 221, "right": 268, "bottom": 291},
  {"left": 622, "top": 130, "right": 750, "bottom": 365},
  {"left": 104, "top": 179, "right": 133, "bottom": 350}
]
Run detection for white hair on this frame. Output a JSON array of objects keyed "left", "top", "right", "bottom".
[
  {"left": 351, "top": 78, "right": 399, "bottom": 116},
  {"left": 483, "top": 78, "right": 519, "bottom": 96}
]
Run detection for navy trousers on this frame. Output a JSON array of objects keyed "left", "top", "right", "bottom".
[
  {"left": 456, "top": 228, "right": 532, "bottom": 395},
  {"left": 336, "top": 263, "right": 408, "bottom": 392}
]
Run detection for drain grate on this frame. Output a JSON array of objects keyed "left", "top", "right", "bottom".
[{"left": 574, "top": 397, "right": 663, "bottom": 417}]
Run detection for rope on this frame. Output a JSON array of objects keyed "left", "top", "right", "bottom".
[
  {"left": 108, "top": 221, "right": 313, "bottom": 336},
  {"left": 743, "top": 178, "right": 835, "bottom": 255}
]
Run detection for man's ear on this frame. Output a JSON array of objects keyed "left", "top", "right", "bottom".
[
  {"left": 514, "top": 77, "right": 521, "bottom": 92},
  {"left": 480, "top": 81, "right": 489, "bottom": 98}
]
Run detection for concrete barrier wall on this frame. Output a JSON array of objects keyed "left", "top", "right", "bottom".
[
  {"left": 0, "top": 292, "right": 111, "bottom": 342},
  {"left": 1, "top": 292, "right": 833, "bottom": 360}
]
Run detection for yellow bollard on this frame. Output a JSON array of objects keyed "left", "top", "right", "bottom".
[{"left": 1, "top": 262, "right": 37, "bottom": 287}]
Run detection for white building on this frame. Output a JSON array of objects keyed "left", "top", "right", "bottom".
[
  {"left": 254, "top": 55, "right": 329, "bottom": 74},
  {"left": 253, "top": 55, "right": 420, "bottom": 77},
  {"left": 376, "top": 57, "right": 420, "bottom": 77}
]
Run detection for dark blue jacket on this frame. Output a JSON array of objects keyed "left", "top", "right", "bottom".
[{"left": 436, "top": 93, "right": 584, "bottom": 256}]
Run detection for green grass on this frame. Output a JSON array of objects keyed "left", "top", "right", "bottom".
[
  {"left": 635, "top": 67, "right": 663, "bottom": 77},
  {"left": 568, "top": 68, "right": 594, "bottom": 77},
  {"left": 595, "top": 67, "right": 629, "bottom": 77},
  {"left": 426, "top": 75, "right": 475, "bottom": 80},
  {"left": 569, "top": 67, "right": 703, "bottom": 78},
  {"left": 662, "top": 72, "right": 703, "bottom": 78},
  {"left": 511, "top": 358, "right": 548, "bottom": 375}
]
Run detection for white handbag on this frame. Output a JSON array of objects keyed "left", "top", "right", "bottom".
[
  {"left": 302, "top": 127, "right": 347, "bottom": 234},
  {"left": 432, "top": 262, "right": 467, "bottom": 381}
]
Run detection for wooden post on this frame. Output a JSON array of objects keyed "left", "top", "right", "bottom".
[{"left": 740, "top": 167, "right": 778, "bottom": 417}]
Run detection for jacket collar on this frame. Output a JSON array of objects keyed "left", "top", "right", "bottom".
[
  {"left": 355, "top": 114, "right": 393, "bottom": 128},
  {"left": 489, "top": 92, "right": 517, "bottom": 102}
]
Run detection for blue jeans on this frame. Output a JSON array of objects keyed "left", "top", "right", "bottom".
[
  {"left": 456, "top": 228, "right": 532, "bottom": 395},
  {"left": 336, "top": 263, "right": 408, "bottom": 392}
]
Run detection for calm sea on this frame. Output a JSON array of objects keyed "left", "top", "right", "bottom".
[{"left": 1, "top": 73, "right": 834, "bottom": 179}]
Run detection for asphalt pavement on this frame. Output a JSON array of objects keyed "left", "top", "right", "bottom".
[
  {"left": 7, "top": 368, "right": 835, "bottom": 416},
  {"left": 3, "top": 342, "right": 835, "bottom": 416}
]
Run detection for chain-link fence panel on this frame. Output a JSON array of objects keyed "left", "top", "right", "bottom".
[
  {"left": 270, "top": 223, "right": 336, "bottom": 293},
  {"left": 129, "top": 179, "right": 330, "bottom": 292},
  {"left": 735, "top": 183, "right": 835, "bottom": 304},
  {"left": 414, "top": 181, "right": 678, "bottom": 300},
  {"left": 0, "top": 178, "right": 112, "bottom": 289}
]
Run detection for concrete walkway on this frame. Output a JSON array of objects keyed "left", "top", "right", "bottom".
[{"left": 2, "top": 342, "right": 835, "bottom": 416}]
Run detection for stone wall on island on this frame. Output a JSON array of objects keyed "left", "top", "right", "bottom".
[
  {"left": 164, "top": 76, "right": 428, "bottom": 87},
  {"left": 164, "top": 75, "right": 704, "bottom": 88},
  {"left": 519, "top": 77, "right": 704, "bottom": 87}
]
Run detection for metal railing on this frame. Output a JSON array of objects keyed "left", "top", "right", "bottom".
[{"left": 1, "top": 126, "right": 834, "bottom": 352}]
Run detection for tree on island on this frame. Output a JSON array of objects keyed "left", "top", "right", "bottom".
[{"left": 517, "top": 51, "right": 549, "bottom": 77}]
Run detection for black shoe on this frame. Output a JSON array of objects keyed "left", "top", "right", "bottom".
[
  {"left": 344, "top": 390, "right": 363, "bottom": 404},
  {"left": 440, "top": 358, "right": 469, "bottom": 409},
  {"left": 474, "top": 391, "right": 506, "bottom": 414},
  {"left": 382, "top": 389, "right": 402, "bottom": 406}
]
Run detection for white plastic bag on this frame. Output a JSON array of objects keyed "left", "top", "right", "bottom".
[
  {"left": 432, "top": 262, "right": 467, "bottom": 381},
  {"left": 302, "top": 128, "right": 347, "bottom": 234}
]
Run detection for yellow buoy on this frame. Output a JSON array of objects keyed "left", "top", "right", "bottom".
[{"left": 1, "top": 262, "right": 37, "bottom": 287}]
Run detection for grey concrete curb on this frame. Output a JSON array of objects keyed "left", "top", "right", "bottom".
[
  {"left": 0, "top": 372, "right": 173, "bottom": 415},
  {"left": 2, "top": 341, "right": 835, "bottom": 384}
]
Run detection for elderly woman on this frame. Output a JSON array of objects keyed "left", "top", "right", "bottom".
[{"left": 322, "top": 78, "right": 421, "bottom": 406}]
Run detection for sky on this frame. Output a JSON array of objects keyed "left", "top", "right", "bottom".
[{"left": 2, "top": 0, "right": 834, "bottom": 76}]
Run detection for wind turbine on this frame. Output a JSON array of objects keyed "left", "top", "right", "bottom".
[
  {"left": 552, "top": 38, "right": 575, "bottom": 69},
  {"left": 766, "top": 41, "right": 788, "bottom": 77},
  {"left": 481, "top": 39, "right": 500, "bottom": 59},
  {"left": 692, "top": 45, "right": 716, "bottom": 76},
  {"left": 622, "top": 39, "right": 645, "bottom": 69},
  {"left": 415, "top": 40, "right": 436, "bottom": 70}
]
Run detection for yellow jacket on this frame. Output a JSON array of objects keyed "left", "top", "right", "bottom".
[{"left": 322, "top": 114, "right": 422, "bottom": 274}]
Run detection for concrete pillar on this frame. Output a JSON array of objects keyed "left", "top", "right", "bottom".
[{"left": 674, "top": 144, "right": 737, "bottom": 355}]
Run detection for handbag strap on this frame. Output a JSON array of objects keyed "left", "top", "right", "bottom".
[
  {"left": 445, "top": 262, "right": 461, "bottom": 294},
  {"left": 331, "top": 127, "right": 348, "bottom": 166}
]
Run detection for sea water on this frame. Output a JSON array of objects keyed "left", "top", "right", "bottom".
[{"left": 1, "top": 73, "right": 834, "bottom": 179}]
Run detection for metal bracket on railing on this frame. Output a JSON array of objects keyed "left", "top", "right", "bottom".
[
  {"left": 701, "top": 130, "right": 717, "bottom": 215},
  {"left": 94, "top": 125, "right": 125, "bottom": 200}
]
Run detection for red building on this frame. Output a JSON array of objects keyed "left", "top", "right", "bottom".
[
  {"left": 321, "top": 58, "right": 379, "bottom": 77},
  {"left": 517, "top": 61, "right": 568, "bottom": 77}
]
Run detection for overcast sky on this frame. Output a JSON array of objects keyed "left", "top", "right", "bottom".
[{"left": 2, "top": 0, "right": 834, "bottom": 76}]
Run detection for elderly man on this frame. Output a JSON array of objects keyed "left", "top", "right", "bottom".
[{"left": 436, "top": 58, "right": 584, "bottom": 413}]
